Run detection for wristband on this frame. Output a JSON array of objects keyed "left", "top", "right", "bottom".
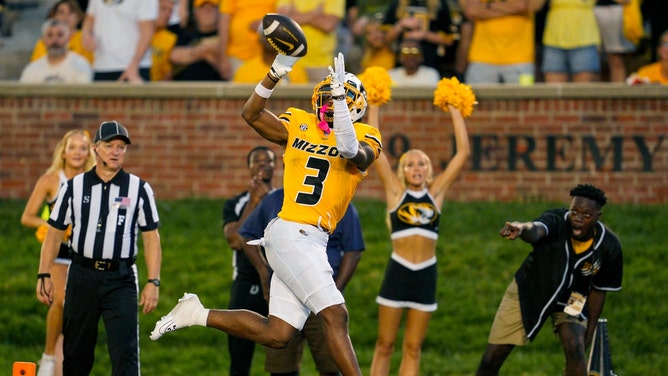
[
  {"left": 266, "top": 72, "right": 279, "bottom": 83},
  {"left": 37, "top": 273, "right": 51, "bottom": 279},
  {"left": 333, "top": 100, "right": 359, "bottom": 158},
  {"left": 255, "top": 82, "right": 274, "bottom": 99},
  {"left": 268, "top": 69, "right": 282, "bottom": 82}
]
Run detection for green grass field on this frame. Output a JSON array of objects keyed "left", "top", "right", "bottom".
[{"left": 1, "top": 198, "right": 666, "bottom": 375}]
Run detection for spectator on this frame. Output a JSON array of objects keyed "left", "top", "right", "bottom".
[
  {"left": 20, "top": 19, "right": 93, "bottom": 84},
  {"left": 475, "top": 184, "right": 623, "bottom": 376},
  {"left": 460, "top": 0, "right": 547, "bottom": 84},
  {"left": 233, "top": 30, "right": 308, "bottom": 84},
  {"left": 30, "top": 0, "right": 94, "bottom": 64},
  {"left": 388, "top": 38, "right": 441, "bottom": 86},
  {"left": 81, "top": 0, "right": 156, "bottom": 82},
  {"left": 541, "top": 0, "right": 600, "bottom": 83},
  {"left": 337, "top": 0, "right": 361, "bottom": 73},
  {"left": 170, "top": 0, "right": 222, "bottom": 81},
  {"left": 151, "top": 0, "right": 178, "bottom": 81},
  {"left": 0, "top": 0, "right": 18, "bottom": 37},
  {"left": 594, "top": 0, "right": 637, "bottom": 82},
  {"left": 168, "top": 0, "right": 191, "bottom": 32},
  {"left": 383, "top": 0, "right": 457, "bottom": 78},
  {"left": 217, "top": 0, "right": 275, "bottom": 80},
  {"left": 222, "top": 146, "right": 276, "bottom": 376},
  {"left": 628, "top": 30, "right": 668, "bottom": 84},
  {"left": 21, "top": 130, "right": 95, "bottom": 376},
  {"left": 0, "top": 0, "right": 5, "bottom": 36},
  {"left": 74, "top": 0, "right": 88, "bottom": 15},
  {"left": 359, "top": 19, "right": 396, "bottom": 72},
  {"left": 36, "top": 121, "right": 163, "bottom": 376},
  {"left": 640, "top": 0, "right": 668, "bottom": 63},
  {"left": 238, "top": 188, "right": 365, "bottom": 376},
  {"left": 448, "top": 0, "right": 473, "bottom": 81},
  {"left": 533, "top": 0, "right": 549, "bottom": 82},
  {"left": 276, "top": 0, "right": 344, "bottom": 82}
]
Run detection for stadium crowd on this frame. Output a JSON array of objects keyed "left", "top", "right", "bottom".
[{"left": 5, "top": 0, "right": 667, "bottom": 85}]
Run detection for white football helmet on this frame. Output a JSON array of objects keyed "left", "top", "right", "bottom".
[{"left": 311, "top": 72, "right": 368, "bottom": 123}]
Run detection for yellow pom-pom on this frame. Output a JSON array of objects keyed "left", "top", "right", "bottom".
[
  {"left": 358, "top": 66, "right": 392, "bottom": 106},
  {"left": 35, "top": 224, "right": 48, "bottom": 243},
  {"left": 35, "top": 223, "right": 72, "bottom": 243},
  {"left": 433, "top": 77, "right": 477, "bottom": 118},
  {"left": 63, "top": 224, "right": 72, "bottom": 242}
]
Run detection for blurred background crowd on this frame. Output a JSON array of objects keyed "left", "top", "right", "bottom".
[{"left": 0, "top": 0, "right": 666, "bottom": 85}]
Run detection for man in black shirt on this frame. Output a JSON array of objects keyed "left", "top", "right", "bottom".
[
  {"left": 221, "top": 145, "right": 276, "bottom": 375},
  {"left": 170, "top": 0, "right": 223, "bottom": 81},
  {"left": 475, "top": 184, "right": 623, "bottom": 376}
]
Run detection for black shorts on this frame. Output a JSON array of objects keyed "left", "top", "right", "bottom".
[
  {"left": 376, "top": 254, "right": 438, "bottom": 312},
  {"left": 56, "top": 243, "right": 71, "bottom": 262}
]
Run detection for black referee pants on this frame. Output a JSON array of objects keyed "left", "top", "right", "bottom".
[{"left": 63, "top": 262, "right": 139, "bottom": 376}]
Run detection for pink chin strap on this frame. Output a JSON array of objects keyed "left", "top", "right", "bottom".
[{"left": 318, "top": 104, "right": 331, "bottom": 134}]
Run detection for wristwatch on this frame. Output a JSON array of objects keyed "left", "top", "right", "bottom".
[{"left": 147, "top": 278, "right": 161, "bottom": 287}]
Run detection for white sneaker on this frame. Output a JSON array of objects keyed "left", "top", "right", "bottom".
[
  {"left": 37, "top": 353, "right": 56, "bottom": 376},
  {"left": 150, "top": 293, "right": 205, "bottom": 340}
]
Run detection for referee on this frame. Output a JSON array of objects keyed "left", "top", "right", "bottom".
[{"left": 36, "top": 120, "right": 162, "bottom": 376}]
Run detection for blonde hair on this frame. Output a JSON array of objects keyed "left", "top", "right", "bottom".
[
  {"left": 396, "top": 149, "right": 433, "bottom": 189},
  {"left": 46, "top": 129, "right": 95, "bottom": 174}
]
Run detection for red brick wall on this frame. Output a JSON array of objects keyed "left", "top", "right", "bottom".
[{"left": 1, "top": 83, "right": 667, "bottom": 204}]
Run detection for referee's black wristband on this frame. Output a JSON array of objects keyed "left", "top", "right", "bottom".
[{"left": 37, "top": 273, "right": 51, "bottom": 279}]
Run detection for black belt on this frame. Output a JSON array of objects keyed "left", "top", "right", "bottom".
[{"left": 71, "top": 252, "right": 135, "bottom": 271}]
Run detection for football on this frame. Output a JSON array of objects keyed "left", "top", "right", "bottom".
[{"left": 262, "top": 13, "right": 308, "bottom": 57}]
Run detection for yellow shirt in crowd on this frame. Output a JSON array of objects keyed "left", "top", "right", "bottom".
[
  {"left": 276, "top": 0, "right": 344, "bottom": 68},
  {"left": 151, "top": 28, "right": 178, "bottom": 81},
  {"left": 636, "top": 62, "right": 668, "bottom": 84},
  {"left": 219, "top": 0, "right": 276, "bottom": 61},
  {"left": 468, "top": 11, "right": 535, "bottom": 64},
  {"left": 542, "top": 0, "right": 599, "bottom": 49}
]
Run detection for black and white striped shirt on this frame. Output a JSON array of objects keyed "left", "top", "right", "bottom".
[{"left": 48, "top": 168, "right": 160, "bottom": 260}]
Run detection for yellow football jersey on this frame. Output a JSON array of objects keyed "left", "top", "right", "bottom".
[{"left": 277, "top": 107, "right": 382, "bottom": 232}]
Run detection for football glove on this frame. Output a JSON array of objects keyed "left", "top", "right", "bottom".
[
  {"left": 269, "top": 54, "right": 300, "bottom": 81},
  {"left": 328, "top": 52, "right": 346, "bottom": 100}
]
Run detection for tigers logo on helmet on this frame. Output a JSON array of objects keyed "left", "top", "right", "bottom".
[{"left": 311, "top": 73, "right": 368, "bottom": 123}]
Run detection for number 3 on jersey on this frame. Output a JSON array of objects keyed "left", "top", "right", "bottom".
[{"left": 296, "top": 157, "right": 329, "bottom": 205}]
